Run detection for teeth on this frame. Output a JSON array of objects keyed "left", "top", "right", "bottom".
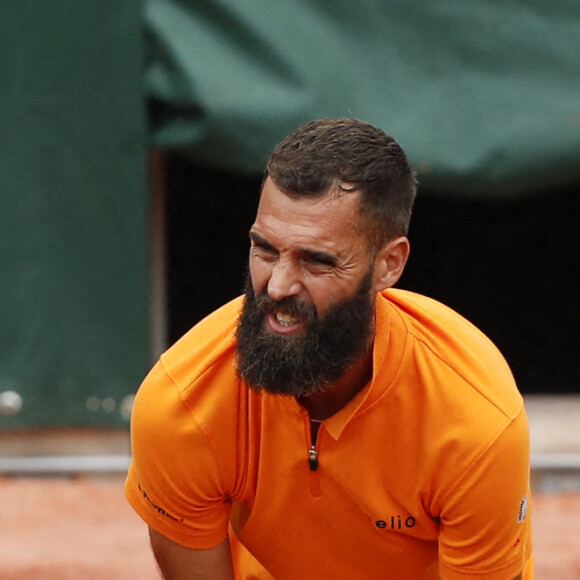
[{"left": 275, "top": 311, "right": 300, "bottom": 327}]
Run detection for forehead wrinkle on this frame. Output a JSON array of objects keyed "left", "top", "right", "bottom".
[{"left": 253, "top": 179, "right": 369, "bottom": 263}]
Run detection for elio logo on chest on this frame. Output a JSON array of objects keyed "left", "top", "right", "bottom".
[{"left": 375, "top": 514, "right": 416, "bottom": 530}]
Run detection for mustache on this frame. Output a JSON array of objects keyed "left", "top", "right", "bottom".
[{"left": 252, "top": 291, "right": 317, "bottom": 322}]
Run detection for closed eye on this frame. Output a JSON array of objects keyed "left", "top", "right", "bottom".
[
  {"left": 301, "top": 250, "right": 338, "bottom": 270},
  {"left": 250, "top": 232, "right": 278, "bottom": 255},
  {"left": 303, "top": 249, "right": 337, "bottom": 267},
  {"left": 307, "top": 256, "right": 334, "bottom": 267},
  {"left": 249, "top": 230, "right": 338, "bottom": 270}
]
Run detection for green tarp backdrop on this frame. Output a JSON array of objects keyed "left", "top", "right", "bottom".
[
  {"left": 1, "top": 1, "right": 579, "bottom": 427},
  {"left": 147, "top": 0, "right": 580, "bottom": 197},
  {"left": 0, "top": 2, "right": 149, "bottom": 428}
]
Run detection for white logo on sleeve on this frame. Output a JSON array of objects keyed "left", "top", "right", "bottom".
[{"left": 517, "top": 495, "right": 528, "bottom": 523}]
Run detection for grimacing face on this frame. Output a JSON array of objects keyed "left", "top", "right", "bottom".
[
  {"left": 235, "top": 178, "right": 379, "bottom": 395},
  {"left": 235, "top": 267, "right": 375, "bottom": 395}
]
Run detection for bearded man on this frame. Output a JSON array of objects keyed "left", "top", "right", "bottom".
[{"left": 125, "top": 118, "right": 533, "bottom": 580}]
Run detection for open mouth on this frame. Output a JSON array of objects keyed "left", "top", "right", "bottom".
[
  {"left": 266, "top": 310, "right": 307, "bottom": 335},
  {"left": 275, "top": 311, "right": 302, "bottom": 327}
]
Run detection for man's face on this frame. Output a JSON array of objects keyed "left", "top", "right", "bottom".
[{"left": 235, "top": 177, "right": 379, "bottom": 395}]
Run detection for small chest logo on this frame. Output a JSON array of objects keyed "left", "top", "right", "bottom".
[{"left": 375, "top": 514, "right": 416, "bottom": 530}]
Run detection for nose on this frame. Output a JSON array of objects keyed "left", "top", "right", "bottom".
[{"left": 267, "top": 260, "right": 302, "bottom": 302}]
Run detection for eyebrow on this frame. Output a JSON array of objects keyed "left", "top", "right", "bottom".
[{"left": 249, "top": 230, "right": 339, "bottom": 265}]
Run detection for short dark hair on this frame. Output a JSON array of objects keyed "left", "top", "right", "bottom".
[{"left": 265, "top": 118, "right": 417, "bottom": 250}]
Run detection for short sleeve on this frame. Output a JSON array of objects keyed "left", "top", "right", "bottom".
[
  {"left": 125, "top": 359, "right": 231, "bottom": 549},
  {"left": 438, "top": 406, "right": 533, "bottom": 579}
]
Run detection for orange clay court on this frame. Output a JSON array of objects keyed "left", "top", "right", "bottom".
[{"left": 0, "top": 477, "right": 578, "bottom": 580}]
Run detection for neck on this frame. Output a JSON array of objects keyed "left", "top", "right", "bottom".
[{"left": 297, "top": 350, "right": 373, "bottom": 421}]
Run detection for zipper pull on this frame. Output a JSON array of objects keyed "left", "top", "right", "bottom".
[{"left": 308, "top": 446, "right": 319, "bottom": 471}]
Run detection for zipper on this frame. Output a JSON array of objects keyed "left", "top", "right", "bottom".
[
  {"left": 308, "top": 445, "right": 319, "bottom": 471},
  {"left": 306, "top": 417, "right": 322, "bottom": 497}
]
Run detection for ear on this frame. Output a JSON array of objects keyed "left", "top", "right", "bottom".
[{"left": 371, "top": 237, "right": 410, "bottom": 293}]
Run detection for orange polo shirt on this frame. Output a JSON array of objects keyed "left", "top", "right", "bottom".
[{"left": 125, "top": 289, "right": 533, "bottom": 579}]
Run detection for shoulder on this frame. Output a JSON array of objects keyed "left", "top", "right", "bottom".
[
  {"left": 379, "top": 288, "right": 491, "bottom": 344},
  {"left": 374, "top": 291, "right": 530, "bottom": 526},
  {"left": 131, "top": 296, "right": 247, "bottom": 454},
  {"left": 128, "top": 296, "right": 250, "bottom": 505},
  {"left": 160, "top": 296, "right": 244, "bottom": 394},
  {"left": 377, "top": 289, "right": 522, "bottom": 418}
]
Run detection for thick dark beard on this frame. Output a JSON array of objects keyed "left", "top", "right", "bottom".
[{"left": 235, "top": 270, "right": 375, "bottom": 396}]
